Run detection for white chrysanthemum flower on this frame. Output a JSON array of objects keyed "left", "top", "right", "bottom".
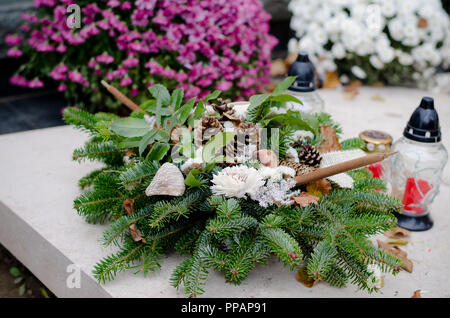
[{"left": 211, "top": 166, "right": 264, "bottom": 198}]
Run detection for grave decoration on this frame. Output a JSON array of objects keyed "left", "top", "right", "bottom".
[{"left": 64, "top": 77, "right": 402, "bottom": 297}]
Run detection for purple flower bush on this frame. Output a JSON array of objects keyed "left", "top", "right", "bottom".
[{"left": 6, "top": 0, "right": 277, "bottom": 111}]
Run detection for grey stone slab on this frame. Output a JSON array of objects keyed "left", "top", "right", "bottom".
[{"left": 0, "top": 87, "right": 450, "bottom": 297}]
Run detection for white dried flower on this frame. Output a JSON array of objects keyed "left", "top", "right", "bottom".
[
  {"left": 292, "top": 130, "right": 314, "bottom": 143},
  {"left": 180, "top": 147, "right": 205, "bottom": 175},
  {"left": 211, "top": 165, "right": 265, "bottom": 198},
  {"left": 250, "top": 178, "right": 301, "bottom": 208},
  {"left": 285, "top": 147, "right": 300, "bottom": 163},
  {"left": 258, "top": 166, "right": 296, "bottom": 182},
  {"left": 229, "top": 102, "right": 250, "bottom": 120}
]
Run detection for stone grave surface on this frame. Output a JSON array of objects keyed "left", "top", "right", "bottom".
[{"left": 1, "top": 86, "right": 450, "bottom": 297}]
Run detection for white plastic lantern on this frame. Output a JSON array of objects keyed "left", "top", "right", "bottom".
[
  {"left": 385, "top": 97, "right": 448, "bottom": 231},
  {"left": 285, "top": 52, "right": 324, "bottom": 114}
]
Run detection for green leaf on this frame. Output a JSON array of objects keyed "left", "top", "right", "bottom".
[
  {"left": 118, "top": 137, "right": 141, "bottom": 149},
  {"left": 249, "top": 94, "right": 270, "bottom": 109},
  {"left": 9, "top": 267, "right": 20, "bottom": 277},
  {"left": 272, "top": 76, "right": 297, "bottom": 96},
  {"left": 148, "top": 84, "right": 170, "bottom": 105},
  {"left": 140, "top": 99, "right": 156, "bottom": 111},
  {"left": 139, "top": 130, "right": 158, "bottom": 155},
  {"left": 185, "top": 169, "right": 203, "bottom": 188},
  {"left": 18, "top": 283, "right": 26, "bottom": 296},
  {"left": 271, "top": 94, "right": 303, "bottom": 104},
  {"left": 146, "top": 142, "right": 170, "bottom": 161},
  {"left": 14, "top": 277, "right": 23, "bottom": 284},
  {"left": 202, "top": 132, "right": 235, "bottom": 163},
  {"left": 171, "top": 88, "right": 184, "bottom": 110},
  {"left": 177, "top": 99, "right": 195, "bottom": 125},
  {"left": 111, "top": 118, "right": 150, "bottom": 137},
  {"left": 205, "top": 90, "right": 221, "bottom": 102}
]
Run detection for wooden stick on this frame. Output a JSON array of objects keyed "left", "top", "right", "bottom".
[
  {"left": 294, "top": 152, "right": 396, "bottom": 186},
  {"left": 101, "top": 80, "right": 144, "bottom": 113}
]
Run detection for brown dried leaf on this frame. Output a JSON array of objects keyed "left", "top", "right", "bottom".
[
  {"left": 377, "top": 240, "right": 413, "bottom": 273},
  {"left": 371, "top": 81, "right": 385, "bottom": 87},
  {"left": 371, "top": 94, "right": 385, "bottom": 102},
  {"left": 344, "top": 90, "right": 359, "bottom": 100},
  {"left": 271, "top": 59, "right": 288, "bottom": 77},
  {"left": 293, "top": 193, "right": 319, "bottom": 207},
  {"left": 385, "top": 227, "right": 411, "bottom": 239},
  {"left": 322, "top": 71, "right": 340, "bottom": 89},
  {"left": 296, "top": 267, "right": 320, "bottom": 288},
  {"left": 125, "top": 149, "right": 136, "bottom": 157},
  {"left": 388, "top": 239, "right": 409, "bottom": 245},
  {"left": 318, "top": 125, "right": 341, "bottom": 153},
  {"left": 412, "top": 290, "right": 422, "bottom": 298},
  {"left": 129, "top": 224, "right": 146, "bottom": 243},
  {"left": 123, "top": 199, "right": 135, "bottom": 215},
  {"left": 306, "top": 179, "right": 332, "bottom": 198}
]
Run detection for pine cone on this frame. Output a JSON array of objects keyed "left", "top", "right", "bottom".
[
  {"left": 299, "top": 145, "right": 322, "bottom": 168},
  {"left": 279, "top": 160, "right": 315, "bottom": 176},
  {"left": 194, "top": 116, "right": 223, "bottom": 147},
  {"left": 226, "top": 122, "right": 260, "bottom": 160},
  {"left": 210, "top": 98, "right": 232, "bottom": 115}
]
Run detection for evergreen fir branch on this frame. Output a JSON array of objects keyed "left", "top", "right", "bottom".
[
  {"left": 170, "top": 257, "right": 192, "bottom": 289},
  {"left": 259, "top": 227, "right": 302, "bottom": 269},
  {"left": 224, "top": 235, "right": 269, "bottom": 285},
  {"left": 325, "top": 190, "right": 401, "bottom": 210},
  {"left": 347, "top": 168, "right": 373, "bottom": 181},
  {"left": 322, "top": 263, "right": 348, "bottom": 288},
  {"left": 261, "top": 214, "right": 285, "bottom": 229},
  {"left": 336, "top": 247, "right": 375, "bottom": 292},
  {"left": 184, "top": 254, "right": 209, "bottom": 298},
  {"left": 74, "top": 189, "right": 124, "bottom": 224},
  {"left": 353, "top": 178, "right": 386, "bottom": 192},
  {"left": 363, "top": 245, "right": 402, "bottom": 275},
  {"left": 340, "top": 137, "right": 366, "bottom": 150},
  {"left": 306, "top": 239, "right": 337, "bottom": 280},
  {"left": 148, "top": 188, "right": 208, "bottom": 228},
  {"left": 73, "top": 141, "right": 125, "bottom": 166},
  {"left": 215, "top": 198, "right": 241, "bottom": 219},
  {"left": 175, "top": 226, "right": 203, "bottom": 255},
  {"left": 207, "top": 216, "right": 258, "bottom": 237},
  {"left": 102, "top": 207, "right": 154, "bottom": 246},
  {"left": 315, "top": 112, "right": 342, "bottom": 135},
  {"left": 63, "top": 107, "right": 99, "bottom": 133},
  {"left": 93, "top": 240, "right": 145, "bottom": 283},
  {"left": 119, "top": 160, "right": 160, "bottom": 190},
  {"left": 78, "top": 168, "right": 108, "bottom": 189}
]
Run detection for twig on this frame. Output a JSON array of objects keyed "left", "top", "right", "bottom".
[{"left": 101, "top": 80, "right": 144, "bottom": 113}]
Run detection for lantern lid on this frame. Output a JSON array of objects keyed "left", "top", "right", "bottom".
[
  {"left": 403, "top": 97, "right": 441, "bottom": 143},
  {"left": 287, "top": 52, "right": 316, "bottom": 92}
]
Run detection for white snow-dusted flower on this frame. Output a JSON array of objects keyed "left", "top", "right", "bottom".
[
  {"left": 229, "top": 102, "right": 250, "bottom": 121},
  {"left": 180, "top": 146, "right": 205, "bottom": 175},
  {"left": 331, "top": 43, "right": 346, "bottom": 59},
  {"left": 258, "top": 165, "right": 296, "bottom": 182},
  {"left": 211, "top": 166, "right": 264, "bottom": 198},
  {"left": 285, "top": 147, "right": 300, "bottom": 163},
  {"left": 399, "top": 53, "right": 414, "bottom": 66},
  {"left": 250, "top": 178, "right": 301, "bottom": 208},
  {"left": 292, "top": 130, "right": 314, "bottom": 143}
]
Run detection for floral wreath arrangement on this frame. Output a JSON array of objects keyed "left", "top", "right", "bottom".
[
  {"left": 6, "top": 0, "right": 276, "bottom": 111},
  {"left": 64, "top": 77, "right": 403, "bottom": 297},
  {"left": 287, "top": 0, "right": 450, "bottom": 86}
]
